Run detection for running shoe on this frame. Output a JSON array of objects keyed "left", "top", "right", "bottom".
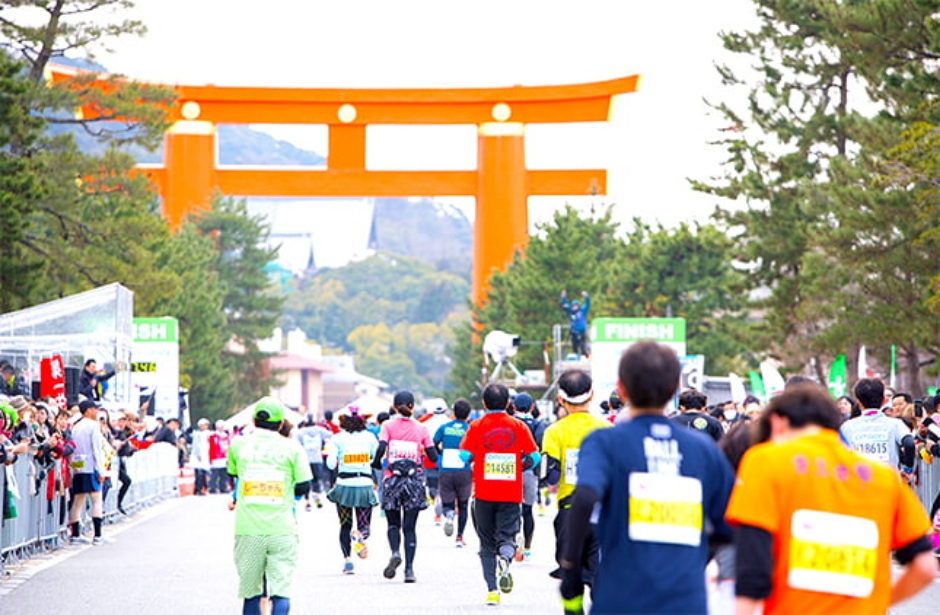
[
  {"left": 513, "top": 547, "right": 525, "bottom": 562},
  {"left": 92, "top": 536, "right": 113, "bottom": 545},
  {"left": 434, "top": 515, "right": 442, "bottom": 526},
  {"left": 384, "top": 552, "right": 402, "bottom": 579},
  {"left": 522, "top": 549, "right": 531, "bottom": 561},
  {"left": 455, "top": 536, "right": 466, "bottom": 548},
  {"left": 486, "top": 590, "right": 500, "bottom": 606},
  {"left": 352, "top": 531, "right": 368, "bottom": 559},
  {"left": 305, "top": 501, "right": 312, "bottom": 512},
  {"left": 497, "top": 557, "right": 514, "bottom": 593},
  {"left": 404, "top": 566, "right": 416, "bottom": 583},
  {"left": 70, "top": 535, "right": 91, "bottom": 545},
  {"left": 343, "top": 561, "right": 354, "bottom": 575},
  {"left": 443, "top": 512, "right": 454, "bottom": 537}
]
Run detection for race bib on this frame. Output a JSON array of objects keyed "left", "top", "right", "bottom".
[
  {"left": 388, "top": 440, "right": 419, "bottom": 462},
  {"left": 483, "top": 453, "right": 516, "bottom": 481},
  {"left": 564, "top": 448, "right": 580, "bottom": 485},
  {"left": 628, "top": 472, "right": 703, "bottom": 547},
  {"left": 441, "top": 448, "right": 465, "bottom": 469},
  {"left": 343, "top": 452, "right": 371, "bottom": 465},
  {"left": 70, "top": 455, "right": 87, "bottom": 471},
  {"left": 241, "top": 469, "right": 285, "bottom": 505},
  {"left": 851, "top": 433, "right": 890, "bottom": 462},
  {"left": 787, "top": 509, "right": 878, "bottom": 597}
]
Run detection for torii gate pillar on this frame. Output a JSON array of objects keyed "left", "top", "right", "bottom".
[
  {"left": 163, "top": 121, "right": 215, "bottom": 227},
  {"left": 475, "top": 123, "right": 528, "bottom": 305}
]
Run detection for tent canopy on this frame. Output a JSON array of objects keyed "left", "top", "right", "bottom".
[
  {"left": 0, "top": 283, "right": 134, "bottom": 405},
  {"left": 223, "top": 399, "right": 308, "bottom": 431}
]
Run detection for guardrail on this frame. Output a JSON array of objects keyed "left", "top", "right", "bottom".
[
  {"left": 1, "top": 442, "right": 179, "bottom": 569},
  {"left": 914, "top": 454, "right": 940, "bottom": 517}
]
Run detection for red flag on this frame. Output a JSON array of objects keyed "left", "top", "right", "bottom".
[{"left": 40, "top": 355, "right": 66, "bottom": 408}]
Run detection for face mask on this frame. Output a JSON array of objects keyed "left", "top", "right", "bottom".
[{"left": 724, "top": 411, "right": 738, "bottom": 421}]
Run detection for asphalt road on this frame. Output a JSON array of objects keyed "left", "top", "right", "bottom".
[{"left": 2, "top": 493, "right": 938, "bottom": 614}]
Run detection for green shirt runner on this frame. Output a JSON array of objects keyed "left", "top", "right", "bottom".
[{"left": 228, "top": 428, "right": 313, "bottom": 536}]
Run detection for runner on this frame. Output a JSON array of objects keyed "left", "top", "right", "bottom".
[
  {"left": 460, "top": 383, "right": 540, "bottom": 606},
  {"left": 559, "top": 341, "right": 735, "bottom": 614},
  {"left": 726, "top": 383, "right": 936, "bottom": 614},
  {"left": 324, "top": 406, "right": 379, "bottom": 575},
  {"left": 840, "top": 377, "right": 915, "bottom": 480},
  {"left": 671, "top": 388, "right": 724, "bottom": 442},
  {"left": 227, "top": 397, "right": 313, "bottom": 615},
  {"left": 433, "top": 397, "right": 473, "bottom": 547},
  {"left": 371, "top": 390, "right": 439, "bottom": 583},
  {"left": 512, "top": 392, "right": 544, "bottom": 559},
  {"left": 540, "top": 370, "right": 610, "bottom": 582}
]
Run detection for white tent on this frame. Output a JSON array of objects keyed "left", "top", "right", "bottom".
[
  {"left": 335, "top": 392, "right": 393, "bottom": 420},
  {"left": 0, "top": 283, "right": 134, "bottom": 405},
  {"left": 223, "top": 399, "right": 307, "bottom": 431}
]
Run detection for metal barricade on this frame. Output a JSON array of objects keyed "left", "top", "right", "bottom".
[
  {"left": 1, "top": 442, "right": 179, "bottom": 569},
  {"left": 914, "top": 455, "right": 940, "bottom": 516}
]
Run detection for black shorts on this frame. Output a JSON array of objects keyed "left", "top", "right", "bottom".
[
  {"left": 438, "top": 470, "right": 472, "bottom": 503},
  {"left": 72, "top": 472, "right": 102, "bottom": 494}
]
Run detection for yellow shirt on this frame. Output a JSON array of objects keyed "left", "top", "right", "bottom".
[{"left": 542, "top": 411, "right": 611, "bottom": 503}]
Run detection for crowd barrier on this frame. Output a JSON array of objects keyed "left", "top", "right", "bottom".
[
  {"left": 914, "top": 454, "right": 940, "bottom": 516},
  {"left": 1, "top": 442, "right": 179, "bottom": 570}
]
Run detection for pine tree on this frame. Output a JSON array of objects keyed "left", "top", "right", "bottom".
[{"left": 194, "top": 197, "right": 284, "bottom": 408}]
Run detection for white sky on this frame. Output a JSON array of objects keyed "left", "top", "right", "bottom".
[{"left": 88, "top": 0, "right": 757, "bottom": 231}]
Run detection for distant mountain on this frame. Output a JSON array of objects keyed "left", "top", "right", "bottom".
[{"left": 371, "top": 198, "right": 471, "bottom": 279}]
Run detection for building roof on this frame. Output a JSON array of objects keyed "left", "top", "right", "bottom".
[{"left": 267, "top": 353, "right": 335, "bottom": 373}]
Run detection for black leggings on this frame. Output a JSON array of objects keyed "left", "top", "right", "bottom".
[
  {"left": 385, "top": 507, "right": 420, "bottom": 566},
  {"left": 117, "top": 461, "right": 132, "bottom": 508},
  {"left": 337, "top": 505, "right": 373, "bottom": 558},
  {"left": 521, "top": 503, "right": 535, "bottom": 549}
]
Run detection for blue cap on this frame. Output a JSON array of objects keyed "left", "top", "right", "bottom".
[{"left": 513, "top": 393, "right": 534, "bottom": 411}]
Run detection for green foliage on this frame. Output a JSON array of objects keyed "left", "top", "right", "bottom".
[
  {"left": 194, "top": 197, "right": 285, "bottom": 409},
  {"left": 147, "top": 223, "right": 230, "bottom": 422},
  {"left": 694, "top": 0, "right": 940, "bottom": 394},
  {"left": 284, "top": 252, "right": 469, "bottom": 352},
  {"left": 448, "top": 206, "right": 748, "bottom": 394},
  {"left": 0, "top": 51, "right": 44, "bottom": 310}
]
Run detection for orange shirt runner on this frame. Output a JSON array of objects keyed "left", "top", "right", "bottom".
[{"left": 726, "top": 430, "right": 930, "bottom": 614}]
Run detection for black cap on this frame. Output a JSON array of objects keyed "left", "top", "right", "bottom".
[
  {"left": 393, "top": 390, "right": 415, "bottom": 408},
  {"left": 78, "top": 399, "right": 99, "bottom": 414}
]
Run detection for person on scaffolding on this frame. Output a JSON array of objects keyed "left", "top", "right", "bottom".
[{"left": 559, "top": 290, "right": 590, "bottom": 358}]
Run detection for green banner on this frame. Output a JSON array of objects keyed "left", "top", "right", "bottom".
[
  {"left": 133, "top": 317, "right": 179, "bottom": 343},
  {"left": 827, "top": 354, "right": 847, "bottom": 399},
  {"left": 748, "top": 370, "right": 765, "bottom": 402},
  {"left": 592, "top": 318, "right": 686, "bottom": 343}
]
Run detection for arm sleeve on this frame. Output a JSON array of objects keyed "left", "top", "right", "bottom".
[
  {"left": 735, "top": 524, "right": 774, "bottom": 599},
  {"left": 424, "top": 445, "right": 439, "bottom": 463},
  {"left": 372, "top": 441, "right": 388, "bottom": 469},
  {"left": 895, "top": 535, "right": 933, "bottom": 565},
  {"left": 560, "top": 485, "right": 600, "bottom": 566},
  {"left": 900, "top": 434, "right": 915, "bottom": 468},
  {"left": 541, "top": 455, "right": 561, "bottom": 485}
]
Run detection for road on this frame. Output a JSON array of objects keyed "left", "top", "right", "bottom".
[{"left": 1, "top": 494, "right": 938, "bottom": 614}]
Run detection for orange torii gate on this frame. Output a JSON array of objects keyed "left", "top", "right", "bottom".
[{"left": 53, "top": 67, "right": 638, "bottom": 303}]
